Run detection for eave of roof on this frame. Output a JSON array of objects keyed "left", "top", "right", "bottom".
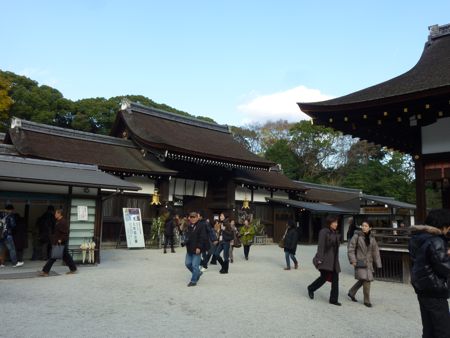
[
  {"left": 234, "top": 169, "right": 307, "bottom": 191},
  {"left": 0, "top": 155, "right": 141, "bottom": 191},
  {"left": 266, "top": 197, "right": 357, "bottom": 214}
]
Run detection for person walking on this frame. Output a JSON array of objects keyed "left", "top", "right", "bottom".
[
  {"left": 229, "top": 219, "right": 240, "bottom": 263},
  {"left": 347, "top": 220, "right": 382, "bottom": 307},
  {"left": 184, "top": 211, "right": 208, "bottom": 287},
  {"left": 200, "top": 219, "right": 218, "bottom": 272},
  {"left": 240, "top": 219, "right": 255, "bottom": 260},
  {"left": 12, "top": 212, "right": 27, "bottom": 266},
  {"left": 0, "top": 204, "right": 22, "bottom": 267},
  {"left": 283, "top": 220, "right": 299, "bottom": 270},
  {"left": 409, "top": 209, "right": 450, "bottom": 338},
  {"left": 163, "top": 213, "right": 179, "bottom": 254},
  {"left": 214, "top": 220, "right": 234, "bottom": 274},
  {"left": 307, "top": 216, "right": 342, "bottom": 306},
  {"left": 39, "top": 208, "right": 77, "bottom": 276}
]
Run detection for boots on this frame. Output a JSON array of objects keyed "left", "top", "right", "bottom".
[
  {"left": 220, "top": 261, "right": 229, "bottom": 274},
  {"left": 217, "top": 256, "right": 225, "bottom": 273}
]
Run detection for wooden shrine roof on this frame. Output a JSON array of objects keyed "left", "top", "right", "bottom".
[
  {"left": 111, "top": 101, "right": 275, "bottom": 170},
  {"left": 298, "top": 24, "right": 450, "bottom": 155},
  {"left": 6, "top": 118, "right": 176, "bottom": 176}
]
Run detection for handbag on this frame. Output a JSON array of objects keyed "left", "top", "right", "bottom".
[
  {"left": 355, "top": 259, "right": 367, "bottom": 268},
  {"left": 312, "top": 253, "right": 321, "bottom": 270},
  {"left": 51, "top": 244, "right": 64, "bottom": 259},
  {"left": 278, "top": 238, "right": 285, "bottom": 248}
]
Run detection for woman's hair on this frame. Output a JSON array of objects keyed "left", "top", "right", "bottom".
[
  {"left": 223, "top": 220, "right": 232, "bottom": 231},
  {"left": 326, "top": 216, "right": 338, "bottom": 227},
  {"left": 425, "top": 209, "right": 450, "bottom": 229},
  {"left": 361, "top": 220, "right": 372, "bottom": 227}
]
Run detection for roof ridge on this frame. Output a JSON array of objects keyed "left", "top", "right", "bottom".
[
  {"left": 295, "top": 180, "right": 361, "bottom": 193},
  {"left": 10, "top": 118, "right": 137, "bottom": 148},
  {"left": 121, "top": 100, "right": 230, "bottom": 134}
]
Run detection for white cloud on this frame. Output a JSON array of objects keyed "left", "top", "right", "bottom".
[
  {"left": 237, "top": 85, "right": 333, "bottom": 125},
  {"left": 18, "top": 68, "right": 59, "bottom": 88}
]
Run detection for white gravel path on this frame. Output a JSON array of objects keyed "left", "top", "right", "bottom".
[{"left": 1, "top": 244, "right": 424, "bottom": 338}]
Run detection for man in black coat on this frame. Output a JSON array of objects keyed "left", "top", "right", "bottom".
[
  {"left": 409, "top": 209, "right": 450, "bottom": 338},
  {"left": 184, "top": 211, "right": 208, "bottom": 287}
]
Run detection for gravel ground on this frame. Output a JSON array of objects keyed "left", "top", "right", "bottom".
[{"left": 1, "top": 244, "right": 424, "bottom": 338}]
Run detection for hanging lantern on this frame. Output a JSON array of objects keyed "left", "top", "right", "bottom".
[
  {"left": 242, "top": 195, "right": 250, "bottom": 210},
  {"left": 151, "top": 189, "right": 161, "bottom": 206}
]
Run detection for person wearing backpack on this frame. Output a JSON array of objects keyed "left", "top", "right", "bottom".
[
  {"left": 347, "top": 220, "right": 382, "bottom": 307},
  {"left": 0, "top": 204, "right": 22, "bottom": 267}
]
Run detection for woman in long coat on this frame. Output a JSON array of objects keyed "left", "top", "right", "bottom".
[
  {"left": 283, "top": 220, "right": 299, "bottom": 270},
  {"left": 347, "top": 220, "right": 382, "bottom": 307},
  {"left": 307, "top": 216, "right": 342, "bottom": 305}
]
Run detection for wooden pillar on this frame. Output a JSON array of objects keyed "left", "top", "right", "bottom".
[
  {"left": 414, "top": 158, "right": 426, "bottom": 224},
  {"left": 94, "top": 190, "right": 103, "bottom": 264},
  {"left": 308, "top": 212, "right": 313, "bottom": 244}
]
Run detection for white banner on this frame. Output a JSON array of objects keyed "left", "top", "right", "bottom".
[{"left": 122, "top": 208, "right": 145, "bottom": 248}]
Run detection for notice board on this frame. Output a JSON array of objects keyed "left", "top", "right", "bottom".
[{"left": 122, "top": 208, "right": 145, "bottom": 248}]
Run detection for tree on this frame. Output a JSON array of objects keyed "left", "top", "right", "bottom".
[
  {"left": 0, "top": 73, "right": 13, "bottom": 131},
  {"left": 265, "top": 139, "right": 300, "bottom": 179}
]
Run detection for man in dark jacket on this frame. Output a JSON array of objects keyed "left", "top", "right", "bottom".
[
  {"left": 409, "top": 209, "right": 450, "bottom": 338},
  {"left": 185, "top": 211, "right": 208, "bottom": 287},
  {"left": 39, "top": 209, "right": 77, "bottom": 276},
  {"left": 163, "top": 214, "right": 179, "bottom": 254}
]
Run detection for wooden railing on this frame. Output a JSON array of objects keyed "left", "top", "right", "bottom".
[{"left": 371, "top": 227, "right": 411, "bottom": 283}]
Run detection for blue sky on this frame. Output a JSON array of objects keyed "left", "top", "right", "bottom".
[{"left": 2, "top": 1, "right": 450, "bottom": 125}]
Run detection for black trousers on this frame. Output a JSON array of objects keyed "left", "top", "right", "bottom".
[
  {"left": 163, "top": 235, "right": 174, "bottom": 251},
  {"left": 308, "top": 270, "right": 339, "bottom": 303},
  {"left": 417, "top": 295, "right": 450, "bottom": 338},
  {"left": 42, "top": 244, "right": 77, "bottom": 273},
  {"left": 243, "top": 245, "right": 251, "bottom": 259}
]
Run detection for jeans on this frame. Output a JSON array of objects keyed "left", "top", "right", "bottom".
[
  {"left": 285, "top": 251, "right": 297, "bottom": 268},
  {"left": 417, "top": 295, "right": 450, "bottom": 338},
  {"left": 308, "top": 270, "right": 339, "bottom": 303},
  {"left": 214, "top": 242, "right": 230, "bottom": 262},
  {"left": 0, "top": 235, "right": 18, "bottom": 265},
  {"left": 42, "top": 244, "right": 77, "bottom": 273},
  {"left": 185, "top": 252, "right": 202, "bottom": 283}
]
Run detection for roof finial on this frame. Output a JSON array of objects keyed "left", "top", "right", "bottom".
[
  {"left": 428, "top": 23, "right": 450, "bottom": 40},
  {"left": 120, "top": 98, "right": 131, "bottom": 111}
]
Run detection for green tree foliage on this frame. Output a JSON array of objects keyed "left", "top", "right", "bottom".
[
  {"left": 0, "top": 70, "right": 215, "bottom": 134},
  {"left": 0, "top": 74, "right": 13, "bottom": 131},
  {"left": 264, "top": 139, "right": 300, "bottom": 179}
]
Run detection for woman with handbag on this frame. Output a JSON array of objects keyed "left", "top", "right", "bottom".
[
  {"left": 39, "top": 209, "right": 77, "bottom": 276},
  {"left": 347, "top": 220, "right": 382, "bottom": 307},
  {"left": 283, "top": 220, "right": 299, "bottom": 270},
  {"left": 307, "top": 216, "right": 342, "bottom": 306}
]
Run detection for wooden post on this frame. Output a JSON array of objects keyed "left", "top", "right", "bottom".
[{"left": 414, "top": 158, "right": 426, "bottom": 224}]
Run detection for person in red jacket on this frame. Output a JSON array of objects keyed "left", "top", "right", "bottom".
[{"left": 39, "top": 209, "right": 77, "bottom": 276}]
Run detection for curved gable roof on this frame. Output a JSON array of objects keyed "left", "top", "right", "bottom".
[
  {"left": 299, "top": 24, "right": 450, "bottom": 112},
  {"left": 112, "top": 102, "right": 274, "bottom": 170},
  {"left": 7, "top": 119, "right": 175, "bottom": 176}
]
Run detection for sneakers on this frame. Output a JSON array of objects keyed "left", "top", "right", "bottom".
[
  {"left": 187, "top": 282, "right": 197, "bottom": 287},
  {"left": 284, "top": 267, "right": 291, "bottom": 270},
  {"left": 38, "top": 271, "right": 49, "bottom": 277},
  {"left": 0, "top": 264, "right": 5, "bottom": 268},
  {"left": 66, "top": 270, "right": 77, "bottom": 275},
  {"left": 13, "top": 262, "right": 24, "bottom": 267},
  {"left": 200, "top": 266, "right": 207, "bottom": 272}
]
